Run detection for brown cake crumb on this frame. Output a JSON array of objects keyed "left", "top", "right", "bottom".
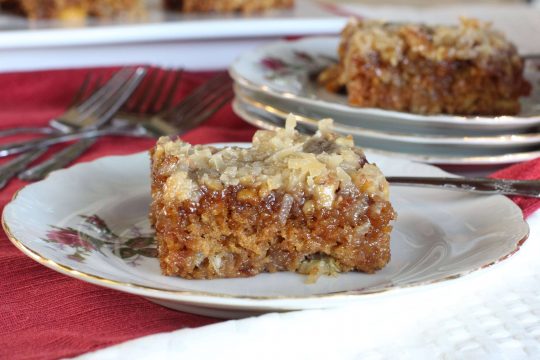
[{"left": 150, "top": 116, "right": 396, "bottom": 280}]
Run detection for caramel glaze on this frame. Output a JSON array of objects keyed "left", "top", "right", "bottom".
[{"left": 151, "top": 179, "right": 395, "bottom": 279}]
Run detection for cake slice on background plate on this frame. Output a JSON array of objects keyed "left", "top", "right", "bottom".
[{"left": 318, "top": 17, "right": 531, "bottom": 116}]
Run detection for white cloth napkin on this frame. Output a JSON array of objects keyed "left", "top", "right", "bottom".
[{"left": 76, "top": 212, "right": 540, "bottom": 359}]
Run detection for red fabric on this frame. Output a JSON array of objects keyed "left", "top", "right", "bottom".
[
  {"left": 0, "top": 67, "right": 539, "bottom": 359},
  {"left": 314, "top": 1, "right": 363, "bottom": 19},
  {"left": 0, "top": 67, "right": 257, "bottom": 360},
  {"left": 491, "top": 157, "right": 540, "bottom": 218}
]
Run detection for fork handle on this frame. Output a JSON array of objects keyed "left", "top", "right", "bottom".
[
  {"left": 0, "top": 126, "right": 55, "bottom": 138},
  {"left": 387, "top": 176, "right": 540, "bottom": 198},
  {"left": 0, "top": 126, "right": 150, "bottom": 157},
  {"left": 0, "top": 148, "right": 48, "bottom": 189},
  {"left": 18, "top": 138, "right": 96, "bottom": 181}
]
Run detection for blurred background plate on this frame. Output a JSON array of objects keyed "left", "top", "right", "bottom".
[
  {"left": 229, "top": 37, "right": 540, "bottom": 134},
  {"left": 235, "top": 84, "right": 540, "bottom": 149},
  {"left": 0, "top": 0, "right": 345, "bottom": 72},
  {"left": 232, "top": 96, "right": 540, "bottom": 165}
]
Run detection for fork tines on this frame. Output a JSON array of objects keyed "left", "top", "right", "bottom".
[
  {"left": 50, "top": 67, "right": 147, "bottom": 132},
  {"left": 124, "top": 68, "right": 184, "bottom": 115},
  {"left": 166, "top": 72, "right": 234, "bottom": 127}
]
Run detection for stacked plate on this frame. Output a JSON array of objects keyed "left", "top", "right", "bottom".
[{"left": 229, "top": 37, "right": 540, "bottom": 165}]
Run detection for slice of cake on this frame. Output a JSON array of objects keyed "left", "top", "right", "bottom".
[
  {"left": 318, "top": 18, "right": 531, "bottom": 116},
  {"left": 164, "top": 0, "right": 294, "bottom": 14},
  {"left": 150, "top": 116, "right": 396, "bottom": 280},
  {"left": 0, "top": 0, "right": 292, "bottom": 18},
  {"left": 0, "top": 0, "right": 141, "bottom": 19}
]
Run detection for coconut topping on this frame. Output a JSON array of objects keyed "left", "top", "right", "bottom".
[
  {"left": 343, "top": 17, "right": 519, "bottom": 67},
  {"left": 154, "top": 115, "right": 388, "bottom": 209}
]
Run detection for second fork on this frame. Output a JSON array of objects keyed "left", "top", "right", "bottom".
[
  {"left": 4, "top": 71, "right": 234, "bottom": 156},
  {"left": 0, "top": 67, "right": 146, "bottom": 187},
  {"left": 18, "top": 68, "right": 184, "bottom": 181}
]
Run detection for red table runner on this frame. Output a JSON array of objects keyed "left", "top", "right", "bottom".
[
  {"left": 0, "top": 67, "right": 538, "bottom": 360},
  {"left": 0, "top": 67, "right": 256, "bottom": 360}
]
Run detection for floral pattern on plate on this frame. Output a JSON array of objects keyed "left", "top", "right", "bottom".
[
  {"left": 260, "top": 51, "right": 334, "bottom": 80},
  {"left": 44, "top": 214, "right": 157, "bottom": 265}
]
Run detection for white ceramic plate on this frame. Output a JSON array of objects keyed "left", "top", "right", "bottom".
[
  {"left": 235, "top": 84, "right": 540, "bottom": 149},
  {"left": 229, "top": 37, "right": 540, "bottom": 134},
  {"left": 233, "top": 98, "right": 540, "bottom": 165},
  {"left": 0, "top": 0, "right": 342, "bottom": 49},
  {"left": 2, "top": 148, "right": 529, "bottom": 318},
  {"left": 0, "top": 1, "right": 346, "bottom": 72}
]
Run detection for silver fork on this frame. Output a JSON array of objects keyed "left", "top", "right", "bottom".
[
  {"left": 0, "top": 68, "right": 140, "bottom": 139},
  {"left": 0, "top": 67, "right": 147, "bottom": 188},
  {"left": 0, "top": 67, "right": 147, "bottom": 159},
  {"left": 0, "top": 75, "right": 101, "bottom": 138},
  {"left": 18, "top": 68, "right": 184, "bottom": 181},
  {"left": 0, "top": 76, "right": 100, "bottom": 188},
  {"left": 0, "top": 72, "right": 234, "bottom": 154}
]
